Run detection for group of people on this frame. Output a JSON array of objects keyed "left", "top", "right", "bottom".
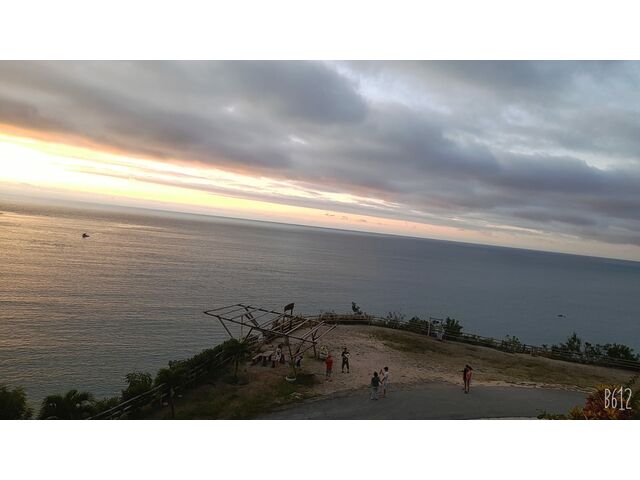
[
  {"left": 322, "top": 346, "right": 391, "bottom": 401},
  {"left": 269, "top": 344, "right": 303, "bottom": 368},
  {"left": 323, "top": 346, "right": 351, "bottom": 381},
  {"left": 323, "top": 345, "right": 473, "bottom": 398},
  {"left": 370, "top": 367, "right": 390, "bottom": 400}
]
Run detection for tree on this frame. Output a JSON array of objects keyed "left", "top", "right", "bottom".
[
  {"left": 223, "top": 339, "right": 253, "bottom": 381},
  {"left": 122, "top": 371, "right": 153, "bottom": 401},
  {"left": 38, "top": 389, "right": 94, "bottom": 420},
  {"left": 583, "top": 342, "right": 603, "bottom": 358},
  {"left": 0, "top": 384, "right": 33, "bottom": 419},
  {"left": 502, "top": 335, "right": 523, "bottom": 352},
  {"left": 557, "top": 334, "right": 638, "bottom": 362},
  {"left": 384, "top": 311, "right": 405, "bottom": 328},
  {"left": 351, "top": 302, "right": 363, "bottom": 315},
  {"left": 90, "top": 396, "right": 122, "bottom": 416},
  {"left": 155, "top": 365, "right": 187, "bottom": 419},
  {"left": 602, "top": 343, "right": 639, "bottom": 361},
  {"left": 444, "top": 317, "right": 463, "bottom": 337},
  {"left": 556, "top": 332, "right": 582, "bottom": 353}
]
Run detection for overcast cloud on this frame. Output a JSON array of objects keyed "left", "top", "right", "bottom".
[{"left": 0, "top": 61, "right": 639, "bottom": 251}]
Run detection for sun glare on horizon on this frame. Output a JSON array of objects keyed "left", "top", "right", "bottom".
[{"left": 0, "top": 131, "right": 479, "bottom": 242}]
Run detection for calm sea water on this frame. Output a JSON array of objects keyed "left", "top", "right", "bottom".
[{"left": 1, "top": 201, "right": 639, "bottom": 405}]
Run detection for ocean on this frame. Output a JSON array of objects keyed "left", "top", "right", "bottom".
[{"left": 1, "top": 200, "right": 639, "bottom": 406}]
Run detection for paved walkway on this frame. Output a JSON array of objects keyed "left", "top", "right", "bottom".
[{"left": 262, "top": 382, "right": 586, "bottom": 419}]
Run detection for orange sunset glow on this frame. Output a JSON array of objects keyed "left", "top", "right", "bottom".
[{"left": 0, "top": 130, "right": 469, "bottom": 239}]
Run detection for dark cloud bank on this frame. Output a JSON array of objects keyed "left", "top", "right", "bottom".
[{"left": 0, "top": 61, "right": 639, "bottom": 250}]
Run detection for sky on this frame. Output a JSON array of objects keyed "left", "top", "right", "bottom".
[{"left": 1, "top": 61, "right": 639, "bottom": 261}]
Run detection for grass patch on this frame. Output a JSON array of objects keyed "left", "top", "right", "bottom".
[
  {"left": 371, "top": 329, "right": 448, "bottom": 354},
  {"left": 152, "top": 367, "right": 316, "bottom": 419},
  {"left": 293, "top": 373, "right": 317, "bottom": 386}
]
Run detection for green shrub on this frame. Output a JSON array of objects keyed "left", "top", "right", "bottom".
[
  {"left": 556, "top": 334, "right": 638, "bottom": 361},
  {"left": 222, "top": 338, "right": 253, "bottom": 380},
  {"left": 90, "top": 396, "right": 122, "bottom": 416},
  {"left": 444, "top": 317, "right": 463, "bottom": 336},
  {"left": 554, "top": 332, "right": 582, "bottom": 354},
  {"left": 384, "top": 312, "right": 405, "bottom": 328},
  {"left": 0, "top": 384, "right": 33, "bottom": 419},
  {"left": 122, "top": 371, "right": 153, "bottom": 400},
  {"left": 155, "top": 365, "right": 188, "bottom": 388},
  {"left": 38, "top": 389, "right": 94, "bottom": 420},
  {"left": 601, "top": 343, "right": 639, "bottom": 362},
  {"left": 502, "top": 335, "right": 524, "bottom": 352}
]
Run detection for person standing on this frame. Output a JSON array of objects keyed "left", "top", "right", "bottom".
[
  {"left": 325, "top": 353, "right": 334, "bottom": 381},
  {"left": 341, "top": 347, "right": 350, "bottom": 373},
  {"left": 380, "top": 366, "right": 390, "bottom": 397},
  {"left": 272, "top": 345, "right": 282, "bottom": 368},
  {"left": 463, "top": 364, "right": 473, "bottom": 393},
  {"left": 370, "top": 371, "right": 381, "bottom": 400},
  {"left": 295, "top": 352, "right": 302, "bottom": 368}
]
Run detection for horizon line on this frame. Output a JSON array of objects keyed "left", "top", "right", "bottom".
[{"left": 3, "top": 191, "right": 639, "bottom": 266}]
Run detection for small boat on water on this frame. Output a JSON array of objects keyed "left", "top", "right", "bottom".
[{"left": 82, "top": 233, "right": 90, "bottom": 238}]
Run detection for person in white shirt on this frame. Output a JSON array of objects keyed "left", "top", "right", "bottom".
[{"left": 379, "top": 366, "right": 390, "bottom": 397}]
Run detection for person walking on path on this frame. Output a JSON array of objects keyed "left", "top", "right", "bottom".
[
  {"left": 379, "top": 366, "right": 390, "bottom": 397},
  {"left": 325, "top": 353, "right": 334, "bottom": 381},
  {"left": 341, "top": 347, "right": 350, "bottom": 373},
  {"left": 370, "top": 371, "right": 381, "bottom": 400},
  {"left": 463, "top": 364, "right": 473, "bottom": 393}
]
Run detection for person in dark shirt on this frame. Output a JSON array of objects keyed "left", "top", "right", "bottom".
[
  {"left": 341, "top": 347, "right": 350, "bottom": 373},
  {"left": 370, "top": 371, "right": 381, "bottom": 400}
]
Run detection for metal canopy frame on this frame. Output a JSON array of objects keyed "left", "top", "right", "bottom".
[{"left": 203, "top": 303, "right": 337, "bottom": 361}]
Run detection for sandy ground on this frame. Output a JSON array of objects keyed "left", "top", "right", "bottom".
[{"left": 274, "top": 324, "right": 633, "bottom": 397}]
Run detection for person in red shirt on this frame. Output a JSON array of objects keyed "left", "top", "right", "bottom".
[
  {"left": 325, "top": 353, "right": 334, "bottom": 381},
  {"left": 463, "top": 364, "right": 473, "bottom": 393}
]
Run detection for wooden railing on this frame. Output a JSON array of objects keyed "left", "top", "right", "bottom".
[{"left": 89, "top": 349, "right": 231, "bottom": 420}]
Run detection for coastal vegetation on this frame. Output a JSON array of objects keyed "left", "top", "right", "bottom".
[
  {"left": 444, "top": 317, "right": 463, "bottom": 336},
  {"left": 0, "top": 339, "right": 239, "bottom": 420},
  {"left": 148, "top": 370, "right": 316, "bottom": 420},
  {"left": 38, "top": 389, "right": 95, "bottom": 420},
  {"left": 553, "top": 332, "right": 640, "bottom": 361},
  {"left": 122, "top": 371, "right": 153, "bottom": 400},
  {"left": 0, "top": 385, "right": 33, "bottom": 419},
  {"left": 222, "top": 338, "right": 253, "bottom": 382}
]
